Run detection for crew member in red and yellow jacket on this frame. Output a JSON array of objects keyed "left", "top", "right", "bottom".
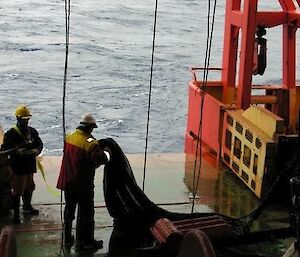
[{"left": 57, "top": 113, "right": 110, "bottom": 253}]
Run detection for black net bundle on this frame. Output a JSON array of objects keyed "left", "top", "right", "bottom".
[{"left": 99, "top": 138, "right": 292, "bottom": 257}]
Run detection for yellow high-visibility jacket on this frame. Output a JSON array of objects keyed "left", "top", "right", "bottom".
[{"left": 57, "top": 129, "right": 107, "bottom": 193}]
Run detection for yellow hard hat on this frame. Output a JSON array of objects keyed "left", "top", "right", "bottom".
[{"left": 15, "top": 105, "right": 32, "bottom": 119}]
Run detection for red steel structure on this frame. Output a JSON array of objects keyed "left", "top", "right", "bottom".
[
  {"left": 185, "top": 0, "right": 300, "bottom": 197},
  {"left": 223, "top": 0, "right": 300, "bottom": 113}
]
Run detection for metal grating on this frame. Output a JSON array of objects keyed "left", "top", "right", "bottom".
[
  {"left": 235, "top": 122, "right": 243, "bottom": 134},
  {"left": 245, "top": 129, "right": 253, "bottom": 142},
  {"left": 221, "top": 111, "right": 276, "bottom": 198},
  {"left": 253, "top": 154, "right": 258, "bottom": 175},
  {"left": 251, "top": 179, "right": 256, "bottom": 190},
  {"left": 227, "top": 115, "right": 234, "bottom": 126},
  {"left": 255, "top": 138, "right": 262, "bottom": 149},
  {"left": 241, "top": 170, "right": 249, "bottom": 183},
  {"left": 225, "top": 129, "right": 232, "bottom": 150},
  {"left": 243, "top": 145, "right": 251, "bottom": 168},
  {"left": 233, "top": 137, "right": 242, "bottom": 159},
  {"left": 224, "top": 153, "right": 230, "bottom": 164},
  {"left": 232, "top": 162, "right": 239, "bottom": 173}
]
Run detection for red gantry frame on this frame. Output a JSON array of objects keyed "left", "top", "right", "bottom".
[{"left": 185, "top": 0, "right": 300, "bottom": 157}]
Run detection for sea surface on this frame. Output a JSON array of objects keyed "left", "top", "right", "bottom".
[{"left": 0, "top": 1, "right": 299, "bottom": 155}]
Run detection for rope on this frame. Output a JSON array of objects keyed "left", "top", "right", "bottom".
[
  {"left": 142, "top": 0, "right": 159, "bottom": 191},
  {"left": 191, "top": 0, "right": 218, "bottom": 213},
  {"left": 59, "top": 0, "right": 71, "bottom": 255},
  {"left": 36, "top": 158, "right": 60, "bottom": 196}
]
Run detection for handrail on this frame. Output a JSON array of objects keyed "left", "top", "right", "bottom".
[{"left": 189, "top": 67, "right": 222, "bottom": 82}]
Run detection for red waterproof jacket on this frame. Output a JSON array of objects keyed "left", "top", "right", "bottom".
[{"left": 57, "top": 129, "right": 108, "bottom": 193}]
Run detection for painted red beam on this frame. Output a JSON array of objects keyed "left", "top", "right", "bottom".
[
  {"left": 283, "top": 24, "right": 296, "bottom": 88},
  {"left": 231, "top": 10, "right": 243, "bottom": 27},
  {"left": 288, "top": 12, "right": 300, "bottom": 27},
  {"left": 256, "top": 12, "right": 287, "bottom": 27},
  {"left": 257, "top": 11, "right": 300, "bottom": 28},
  {"left": 279, "top": 0, "right": 296, "bottom": 10},
  {"left": 231, "top": 11, "right": 287, "bottom": 28},
  {"left": 236, "top": 0, "right": 258, "bottom": 109},
  {"left": 231, "top": 11, "right": 300, "bottom": 28},
  {"left": 221, "top": 0, "right": 240, "bottom": 103}
]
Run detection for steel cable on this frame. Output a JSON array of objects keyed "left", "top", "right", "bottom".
[
  {"left": 142, "top": 0, "right": 159, "bottom": 191},
  {"left": 59, "top": 0, "right": 71, "bottom": 256},
  {"left": 191, "top": 0, "right": 218, "bottom": 213}
]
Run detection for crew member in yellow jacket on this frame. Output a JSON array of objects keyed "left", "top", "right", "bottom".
[{"left": 1, "top": 105, "right": 43, "bottom": 224}]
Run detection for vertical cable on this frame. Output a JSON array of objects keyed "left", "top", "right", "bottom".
[
  {"left": 191, "top": 0, "right": 218, "bottom": 213},
  {"left": 59, "top": 0, "right": 71, "bottom": 256},
  {"left": 62, "top": 0, "right": 71, "bottom": 140},
  {"left": 142, "top": 0, "right": 159, "bottom": 191}
]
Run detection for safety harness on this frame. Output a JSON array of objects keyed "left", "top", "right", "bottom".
[{"left": 12, "top": 125, "right": 59, "bottom": 196}]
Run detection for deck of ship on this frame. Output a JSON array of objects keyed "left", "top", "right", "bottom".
[{"left": 0, "top": 152, "right": 295, "bottom": 257}]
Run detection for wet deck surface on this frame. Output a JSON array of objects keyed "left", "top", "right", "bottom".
[{"left": 0, "top": 152, "right": 294, "bottom": 257}]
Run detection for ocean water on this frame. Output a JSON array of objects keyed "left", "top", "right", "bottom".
[{"left": 0, "top": 1, "right": 299, "bottom": 155}]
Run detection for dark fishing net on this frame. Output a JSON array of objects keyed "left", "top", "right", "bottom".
[
  {"left": 99, "top": 138, "right": 290, "bottom": 257},
  {"left": 100, "top": 138, "right": 229, "bottom": 225}
]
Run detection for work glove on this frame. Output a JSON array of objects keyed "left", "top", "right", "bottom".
[
  {"left": 103, "top": 147, "right": 111, "bottom": 162},
  {"left": 29, "top": 148, "right": 40, "bottom": 156}
]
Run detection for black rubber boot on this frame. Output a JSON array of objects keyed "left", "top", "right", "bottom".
[
  {"left": 12, "top": 195, "right": 21, "bottom": 224},
  {"left": 75, "top": 239, "right": 103, "bottom": 253},
  {"left": 75, "top": 221, "right": 103, "bottom": 252},
  {"left": 64, "top": 221, "right": 74, "bottom": 251},
  {"left": 88, "top": 222, "right": 103, "bottom": 250},
  {"left": 22, "top": 191, "right": 39, "bottom": 215}
]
